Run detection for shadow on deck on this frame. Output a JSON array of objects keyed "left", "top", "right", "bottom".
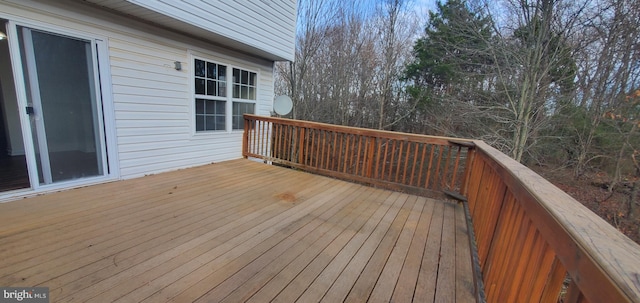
[{"left": 0, "top": 159, "right": 476, "bottom": 302}]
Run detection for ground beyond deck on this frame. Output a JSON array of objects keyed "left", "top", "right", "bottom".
[{"left": 0, "top": 159, "right": 476, "bottom": 302}]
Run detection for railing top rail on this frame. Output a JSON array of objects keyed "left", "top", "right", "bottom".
[
  {"left": 473, "top": 140, "right": 640, "bottom": 302},
  {"left": 244, "top": 114, "right": 474, "bottom": 147}
]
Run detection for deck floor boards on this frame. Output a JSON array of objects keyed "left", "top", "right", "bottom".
[{"left": 0, "top": 159, "right": 476, "bottom": 302}]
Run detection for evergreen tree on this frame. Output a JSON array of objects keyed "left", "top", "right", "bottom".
[{"left": 403, "top": 0, "right": 494, "bottom": 136}]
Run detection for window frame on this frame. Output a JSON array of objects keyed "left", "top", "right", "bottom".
[
  {"left": 231, "top": 67, "right": 258, "bottom": 131},
  {"left": 191, "top": 54, "right": 259, "bottom": 134},
  {"left": 192, "top": 57, "right": 228, "bottom": 132}
]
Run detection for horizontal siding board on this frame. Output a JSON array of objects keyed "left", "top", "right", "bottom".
[
  {"left": 172, "top": 0, "right": 292, "bottom": 51},
  {"left": 111, "top": 77, "right": 186, "bottom": 93},
  {"left": 192, "top": 0, "right": 291, "bottom": 44},
  {"left": 113, "top": 103, "right": 187, "bottom": 114},
  {"left": 119, "top": 154, "right": 236, "bottom": 178},
  {"left": 116, "top": 133, "right": 192, "bottom": 145},
  {"left": 116, "top": 133, "right": 242, "bottom": 152},
  {"left": 109, "top": 35, "right": 188, "bottom": 55},
  {"left": 112, "top": 86, "right": 188, "bottom": 99},
  {"left": 112, "top": 95, "right": 188, "bottom": 106},
  {"left": 109, "top": 64, "right": 188, "bottom": 83},
  {"left": 115, "top": 111, "right": 189, "bottom": 120},
  {"left": 116, "top": 126, "right": 190, "bottom": 137},
  {"left": 109, "top": 52, "right": 186, "bottom": 71},
  {"left": 119, "top": 144, "right": 240, "bottom": 167},
  {"left": 109, "top": 44, "right": 186, "bottom": 63},
  {"left": 119, "top": 144, "right": 242, "bottom": 177},
  {"left": 114, "top": 119, "right": 189, "bottom": 129}
]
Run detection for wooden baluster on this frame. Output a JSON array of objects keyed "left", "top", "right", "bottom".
[
  {"left": 402, "top": 141, "right": 411, "bottom": 185},
  {"left": 315, "top": 129, "right": 321, "bottom": 169},
  {"left": 264, "top": 120, "right": 268, "bottom": 157},
  {"left": 343, "top": 135, "right": 351, "bottom": 173},
  {"left": 255, "top": 120, "right": 261, "bottom": 156},
  {"left": 276, "top": 123, "right": 283, "bottom": 159},
  {"left": 539, "top": 258, "right": 566, "bottom": 303},
  {"left": 281, "top": 124, "right": 287, "bottom": 160},
  {"left": 487, "top": 197, "right": 526, "bottom": 301},
  {"left": 388, "top": 140, "right": 397, "bottom": 182},
  {"left": 291, "top": 126, "right": 296, "bottom": 161},
  {"left": 260, "top": 120, "right": 265, "bottom": 157},
  {"left": 517, "top": 242, "right": 559, "bottom": 302},
  {"left": 286, "top": 124, "right": 291, "bottom": 160},
  {"left": 355, "top": 135, "right": 363, "bottom": 176},
  {"left": 298, "top": 127, "right": 305, "bottom": 164},
  {"left": 307, "top": 127, "right": 312, "bottom": 166},
  {"left": 409, "top": 142, "right": 419, "bottom": 186},
  {"left": 425, "top": 145, "right": 435, "bottom": 189},
  {"left": 374, "top": 138, "right": 382, "bottom": 179},
  {"left": 242, "top": 117, "right": 248, "bottom": 158},
  {"left": 394, "top": 140, "right": 403, "bottom": 182},
  {"left": 381, "top": 139, "right": 389, "bottom": 181},
  {"left": 321, "top": 130, "right": 327, "bottom": 169},
  {"left": 311, "top": 129, "right": 317, "bottom": 168},
  {"left": 441, "top": 145, "right": 452, "bottom": 189},
  {"left": 417, "top": 143, "right": 427, "bottom": 188},
  {"left": 450, "top": 146, "right": 462, "bottom": 190},
  {"left": 433, "top": 146, "right": 443, "bottom": 190},
  {"left": 366, "top": 136, "right": 375, "bottom": 178},
  {"left": 285, "top": 124, "right": 290, "bottom": 160},
  {"left": 331, "top": 132, "right": 338, "bottom": 170},
  {"left": 337, "top": 133, "right": 344, "bottom": 171}
]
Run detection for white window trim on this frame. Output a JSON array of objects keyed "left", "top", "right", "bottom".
[
  {"left": 192, "top": 56, "right": 229, "bottom": 133},
  {"left": 189, "top": 52, "right": 259, "bottom": 135}
]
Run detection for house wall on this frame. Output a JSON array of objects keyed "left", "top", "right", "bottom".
[
  {"left": 119, "top": 0, "right": 297, "bottom": 61},
  {"left": 0, "top": 0, "right": 276, "bottom": 180}
]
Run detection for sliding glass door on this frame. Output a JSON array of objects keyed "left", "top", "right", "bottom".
[{"left": 17, "top": 26, "right": 107, "bottom": 185}]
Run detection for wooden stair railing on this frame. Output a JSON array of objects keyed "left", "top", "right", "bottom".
[{"left": 243, "top": 114, "right": 640, "bottom": 302}]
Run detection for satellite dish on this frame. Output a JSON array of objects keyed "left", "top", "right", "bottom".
[{"left": 273, "top": 95, "right": 293, "bottom": 115}]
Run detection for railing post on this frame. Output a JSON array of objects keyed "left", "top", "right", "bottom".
[{"left": 242, "top": 115, "right": 249, "bottom": 158}]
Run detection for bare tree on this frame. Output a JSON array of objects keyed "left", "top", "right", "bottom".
[
  {"left": 479, "top": 0, "right": 582, "bottom": 162},
  {"left": 277, "top": 0, "right": 418, "bottom": 129},
  {"left": 569, "top": 0, "right": 640, "bottom": 179}
]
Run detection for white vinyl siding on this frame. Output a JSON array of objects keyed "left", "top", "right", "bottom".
[
  {"left": 130, "top": 0, "right": 295, "bottom": 60},
  {"left": 0, "top": 1, "right": 275, "bottom": 181},
  {"left": 110, "top": 40, "right": 272, "bottom": 178},
  {"left": 84, "top": 0, "right": 296, "bottom": 61}
]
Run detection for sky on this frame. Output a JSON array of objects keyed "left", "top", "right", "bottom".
[
  {"left": 360, "top": 0, "right": 438, "bottom": 24},
  {"left": 413, "top": 0, "right": 438, "bottom": 18},
  {"left": 296, "top": 0, "right": 439, "bottom": 35}
]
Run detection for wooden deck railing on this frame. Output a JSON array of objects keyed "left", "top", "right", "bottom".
[
  {"left": 242, "top": 114, "right": 474, "bottom": 197},
  {"left": 242, "top": 114, "right": 640, "bottom": 303},
  {"left": 464, "top": 141, "right": 640, "bottom": 303}
]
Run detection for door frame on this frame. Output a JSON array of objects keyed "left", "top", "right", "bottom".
[{"left": 1, "top": 17, "right": 119, "bottom": 200}]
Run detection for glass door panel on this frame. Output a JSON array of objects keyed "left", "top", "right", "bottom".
[
  {"left": 18, "top": 27, "right": 105, "bottom": 185},
  {"left": 0, "top": 20, "right": 30, "bottom": 192}
]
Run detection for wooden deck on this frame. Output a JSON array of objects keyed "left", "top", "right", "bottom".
[{"left": 0, "top": 159, "right": 476, "bottom": 302}]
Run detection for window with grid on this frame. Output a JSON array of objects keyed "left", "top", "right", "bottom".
[
  {"left": 194, "top": 59, "right": 227, "bottom": 131},
  {"left": 232, "top": 68, "right": 256, "bottom": 130}
]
